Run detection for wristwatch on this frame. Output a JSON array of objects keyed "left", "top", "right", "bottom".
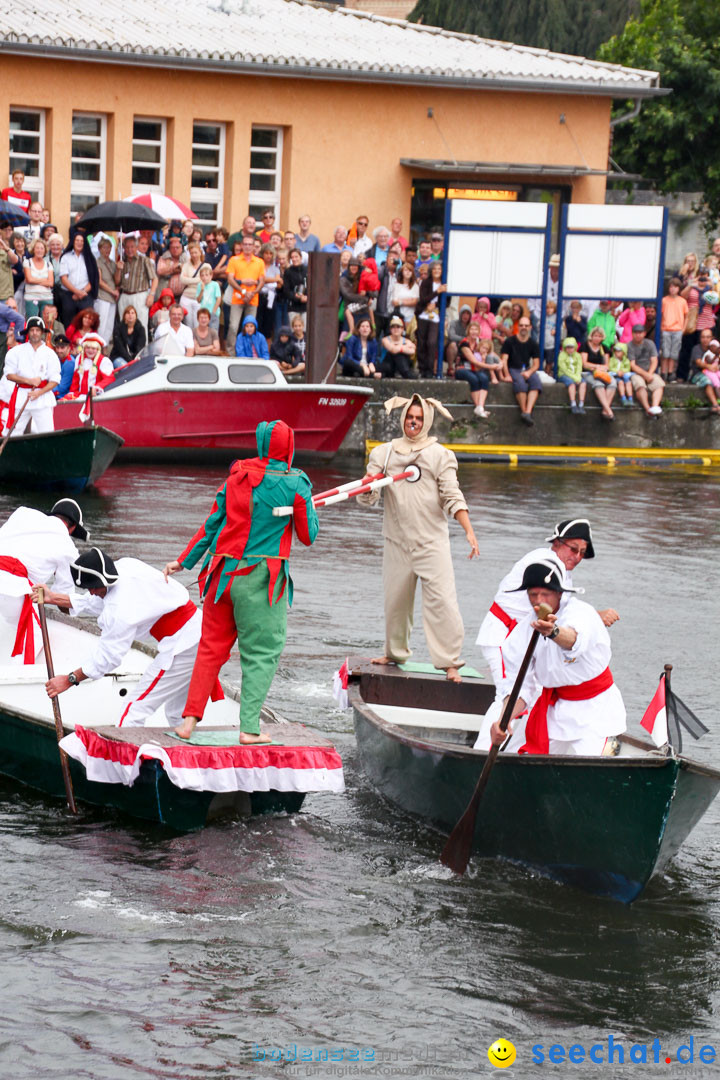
[
  {"left": 548, "top": 625, "right": 561, "bottom": 640},
  {"left": 67, "top": 672, "right": 79, "bottom": 686}
]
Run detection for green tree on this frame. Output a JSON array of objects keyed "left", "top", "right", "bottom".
[
  {"left": 407, "top": 0, "right": 637, "bottom": 57},
  {"left": 598, "top": 0, "right": 720, "bottom": 228}
]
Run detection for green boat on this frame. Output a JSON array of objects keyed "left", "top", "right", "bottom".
[
  {"left": 0, "top": 616, "right": 345, "bottom": 832},
  {"left": 0, "top": 424, "right": 123, "bottom": 491},
  {"left": 348, "top": 659, "right": 720, "bottom": 903}
]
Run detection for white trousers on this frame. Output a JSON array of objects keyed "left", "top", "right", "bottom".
[
  {"left": 481, "top": 644, "right": 504, "bottom": 689},
  {"left": 93, "top": 298, "right": 117, "bottom": 346},
  {"left": 118, "top": 291, "right": 150, "bottom": 334},
  {"left": 182, "top": 298, "right": 200, "bottom": 329},
  {"left": 6, "top": 404, "right": 54, "bottom": 437},
  {"left": 118, "top": 644, "right": 197, "bottom": 728},
  {"left": 549, "top": 735, "right": 609, "bottom": 756}
]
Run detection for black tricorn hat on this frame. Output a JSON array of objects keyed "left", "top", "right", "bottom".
[
  {"left": 70, "top": 548, "right": 118, "bottom": 590},
  {"left": 545, "top": 518, "right": 595, "bottom": 559},
  {"left": 49, "top": 498, "right": 89, "bottom": 541},
  {"left": 506, "top": 560, "right": 579, "bottom": 594}
]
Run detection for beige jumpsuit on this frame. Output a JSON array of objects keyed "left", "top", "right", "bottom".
[{"left": 362, "top": 438, "right": 467, "bottom": 670}]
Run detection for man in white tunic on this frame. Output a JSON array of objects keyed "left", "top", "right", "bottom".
[
  {"left": 43, "top": 548, "right": 215, "bottom": 729},
  {"left": 0, "top": 498, "right": 87, "bottom": 663},
  {"left": 0, "top": 316, "right": 61, "bottom": 435},
  {"left": 489, "top": 560, "right": 626, "bottom": 756},
  {"left": 476, "top": 519, "right": 618, "bottom": 688},
  {"left": 359, "top": 394, "right": 479, "bottom": 682}
]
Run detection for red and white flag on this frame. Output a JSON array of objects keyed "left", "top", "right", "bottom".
[
  {"left": 641, "top": 675, "right": 668, "bottom": 747},
  {"left": 333, "top": 658, "right": 350, "bottom": 710}
]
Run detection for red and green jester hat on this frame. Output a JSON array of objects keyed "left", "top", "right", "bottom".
[{"left": 177, "top": 420, "right": 319, "bottom": 604}]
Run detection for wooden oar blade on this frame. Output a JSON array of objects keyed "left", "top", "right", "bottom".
[{"left": 440, "top": 799, "right": 477, "bottom": 875}]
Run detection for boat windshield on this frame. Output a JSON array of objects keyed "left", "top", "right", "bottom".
[{"left": 167, "top": 363, "right": 219, "bottom": 384}]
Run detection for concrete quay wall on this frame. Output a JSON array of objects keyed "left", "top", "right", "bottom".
[{"left": 334, "top": 379, "right": 720, "bottom": 457}]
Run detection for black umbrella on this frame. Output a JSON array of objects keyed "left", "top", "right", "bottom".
[
  {"left": 0, "top": 199, "right": 30, "bottom": 226},
  {"left": 77, "top": 200, "right": 168, "bottom": 233}
]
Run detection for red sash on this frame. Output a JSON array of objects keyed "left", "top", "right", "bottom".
[
  {"left": 490, "top": 602, "right": 517, "bottom": 637},
  {"left": 149, "top": 599, "right": 197, "bottom": 641},
  {"left": 149, "top": 598, "right": 223, "bottom": 702},
  {"left": 520, "top": 666, "right": 614, "bottom": 755},
  {"left": 0, "top": 380, "right": 50, "bottom": 432},
  {"left": 0, "top": 555, "right": 37, "bottom": 663}
]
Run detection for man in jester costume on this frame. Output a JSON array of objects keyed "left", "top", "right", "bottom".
[{"left": 164, "top": 420, "right": 319, "bottom": 742}]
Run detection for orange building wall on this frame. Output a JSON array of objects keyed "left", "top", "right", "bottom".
[{"left": 3, "top": 55, "right": 611, "bottom": 237}]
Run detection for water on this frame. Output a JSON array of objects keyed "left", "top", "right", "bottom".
[{"left": 1, "top": 462, "right": 720, "bottom": 1079}]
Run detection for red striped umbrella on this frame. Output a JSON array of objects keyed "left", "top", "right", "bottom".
[{"left": 123, "top": 193, "right": 196, "bottom": 220}]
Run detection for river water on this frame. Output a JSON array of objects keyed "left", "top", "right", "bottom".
[{"left": 1, "top": 462, "right": 719, "bottom": 1079}]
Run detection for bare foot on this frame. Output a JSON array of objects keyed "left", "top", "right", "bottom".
[
  {"left": 446, "top": 666, "right": 463, "bottom": 683},
  {"left": 239, "top": 731, "right": 273, "bottom": 745},
  {"left": 175, "top": 716, "right": 199, "bottom": 740},
  {"left": 371, "top": 656, "right": 396, "bottom": 666}
]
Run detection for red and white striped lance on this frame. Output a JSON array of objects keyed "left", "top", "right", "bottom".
[{"left": 272, "top": 465, "right": 420, "bottom": 517}]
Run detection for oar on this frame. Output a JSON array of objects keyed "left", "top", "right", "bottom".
[
  {"left": 0, "top": 396, "right": 29, "bottom": 456},
  {"left": 36, "top": 586, "right": 78, "bottom": 815},
  {"left": 272, "top": 466, "right": 421, "bottom": 517},
  {"left": 440, "top": 602, "right": 552, "bottom": 876}
]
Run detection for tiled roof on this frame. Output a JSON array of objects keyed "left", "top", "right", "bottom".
[{"left": 1, "top": 0, "right": 662, "bottom": 96}]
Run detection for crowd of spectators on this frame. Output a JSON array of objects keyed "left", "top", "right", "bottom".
[{"left": 2, "top": 170, "right": 720, "bottom": 421}]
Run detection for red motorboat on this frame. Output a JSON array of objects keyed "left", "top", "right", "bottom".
[{"left": 54, "top": 353, "right": 371, "bottom": 460}]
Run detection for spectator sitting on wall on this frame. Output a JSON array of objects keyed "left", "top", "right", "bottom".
[
  {"left": 644, "top": 302, "right": 657, "bottom": 341},
  {"left": 557, "top": 337, "right": 586, "bottom": 415},
  {"left": 290, "top": 315, "right": 306, "bottom": 364},
  {"left": 581, "top": 326, "right": 617, "bottom": 421},
  {"left": 660, "top": 277, "right": 689, "bottom": 382},
  {"left": 586, "top": 299, "right": 617, "bottom": 350},
  {"left": 678, "top": 266, "right": 718, "bottom": 381},
  {"left": 390, "top": 218, "right": 408, "bottom": 252},
  {"left": 627, "top": 323, "right": 664, "bottom": 418},
  {"left": 563, "top": 300, "right": 587, "bottom": 345},
  {"left": 414, "top": 240, "right": 433, "bottom": 275},
  {"left": 444, "top": 303, "right": 472, "bottom": 377},
  {"left": 322, "top": 227, "right": 353, "bottom": 256},
  {"left": 543, "top": 299, "right": 557, "bottom": 372},
  {"left": 689, "top": 327, "right": 720, "bottom": 413},
  {"left": 295, "top": 214, "right": 321, "bottom": 255},
  {"left": 234, "top": 313, "right": 269, "bottom": 359},
  {"left": 500, "top": 314, "right": 542, "bottom": 427},
  {"left": 368, "top": 227, "right": 391, "bottom": 269},
  {"left": 352, "top": 215, "right": 372, "bottom": 257},
  {"left": 608, "top": 342, "right": 634, "bottom": 406},
  {"left": 381, "top": 316, "right": 415, "bottom": 379},
  {"left": 270, "top": 324, "right": 305, "bottom": 376},
  {"left": 455, "top": 321, "right": 499, "bottom": 418},
  {"left": 342, "top": 316, "right": 380, "bottom": 379},
  {"left": 617, "top": 300, "right": 646, "bottom": 344},
  {"left": 510, "top": 302, "right": 525, "bottom": 336},
  {"left": 492, "top": 300, "right": 514, "bottom": 353}
]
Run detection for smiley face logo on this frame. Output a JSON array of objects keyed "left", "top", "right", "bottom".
[{"left": 487, "top": 1039, "right": 516, "bottom": 1068}]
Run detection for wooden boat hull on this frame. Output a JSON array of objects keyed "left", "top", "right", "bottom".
[
  {"left": 349, "top": 663, "right": 720, "bottom": 902},
  {"left": 0, "top": 425, "right": 123, "bottom": 490},
  {"left": 0, "top": 704, "right": 305, "bottom": 831}
]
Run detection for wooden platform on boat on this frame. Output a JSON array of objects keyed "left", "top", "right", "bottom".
[
  {"left": 90, "top": 723, "right": 337, "bottom": 749},
  {"left": 347, "top": 656, "right": 496, "bottom": 714}
]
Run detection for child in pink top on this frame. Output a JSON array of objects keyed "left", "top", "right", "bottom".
[
  {"left": 616, "top": 301, "right": 646, "bottom": 343},
  {"left": 470, "top": 297, "right": 496, "bottom": 339}
]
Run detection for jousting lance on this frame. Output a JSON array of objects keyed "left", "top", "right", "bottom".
[{"left": 272, "top": 465, "right": 421, "bottom": 517}]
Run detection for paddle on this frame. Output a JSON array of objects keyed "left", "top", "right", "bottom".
[
  {"left": 36, "top": 586, "right": 78, "bottom": 815},
  {"left": 0, "top": 397, "right": 29, "bottom": 457},
  {"left": 440, "top": 602, "right": 552, "bottom": 876}
]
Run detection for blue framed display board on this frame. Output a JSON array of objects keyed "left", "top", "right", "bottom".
[{"left": 439, "top": 199, "right": 554, "bottom": 377}]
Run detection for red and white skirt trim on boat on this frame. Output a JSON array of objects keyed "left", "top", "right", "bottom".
[{"left": 59, "top": 727, "right": 345, "bottom": 794}]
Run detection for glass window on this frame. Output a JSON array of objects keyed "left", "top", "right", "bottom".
[
  {"left": 167, "top": 363, "right": 219, "bottom": 384},
  {"left": 190, "top": 122, "right": 224, "bottom": 230},
  {"left": 132, "top": 118, "right": 166, "bottom": 191},
  {"left": 8, "top": 108, "right": 45, "bottom": 202},
  {"left": 70, "top": 113, "right": 106, "bottom": 215},
  {"left": 249, "top": 126, "right": 283, "bottom": 221},
  {"left": 228, "top": 363, "right": 277, "bottom": 385}
]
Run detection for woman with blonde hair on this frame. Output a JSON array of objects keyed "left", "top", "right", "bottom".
[
  {"left": 677, "top": 253, "right": 699, "bottom": 288},
  {"left": 23, "top": 236, "right": 54, "bottom": 320},
  {"left": 179, "top": 242, "right": 205, "bottom": 327}
]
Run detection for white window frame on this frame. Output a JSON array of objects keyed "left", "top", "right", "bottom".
[
  {"left": 248, "top": 126, "right": 283, "bottom": 220},
  {"left": 190, "top": 121, "right": 226, "bottom": 230},
  {"left": 8, "top": 107, "right": 45, "bottom": 204},
  {"left": 70, "top": 112, "right": 106, "bottom": 213},
  {"left": 131, "top": 117, "right": 166, "bottom": 193}
]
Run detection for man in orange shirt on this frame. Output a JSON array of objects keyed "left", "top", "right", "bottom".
[{"left": 225, "top": 235, "right": 265, "bottom": 354}]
